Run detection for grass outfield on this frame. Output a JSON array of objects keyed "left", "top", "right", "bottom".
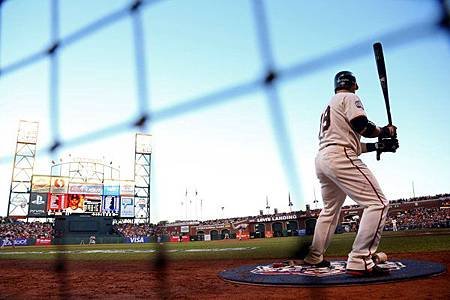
[{"left": 0, "top": 229, "right": 449, "bottom": 261}]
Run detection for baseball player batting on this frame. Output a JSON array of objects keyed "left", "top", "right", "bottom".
[{"left": 303, "top": 71, "right": 398, "bottom": 276}]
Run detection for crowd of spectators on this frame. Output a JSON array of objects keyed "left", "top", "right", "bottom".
[
  {"left": 0, "top": 217, "right": 53, "bottom": 239},
  {"left": 198, "top": 216, "right": 249, "bottom": 226},
  {"left": 385, "top": 207, "right": 450, "bottom": 231},
  {"left": 389, "top": 193, "right": 450, "bottom": 204},
  {"left": 114, "top": 222, "right": 161, "bottom": 238}
]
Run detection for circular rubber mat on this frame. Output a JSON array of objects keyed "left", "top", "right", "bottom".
[{"left": 219, "top": 259, "right": 446, "bottom": 286}]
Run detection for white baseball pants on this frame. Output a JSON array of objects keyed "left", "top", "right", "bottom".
[{"left": 305, "top": 145, "right": 389, "bottom": 271}]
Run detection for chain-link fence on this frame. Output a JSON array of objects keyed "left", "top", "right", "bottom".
[{"left": 0, "top": 0, "right": 448, "bottom": 298}]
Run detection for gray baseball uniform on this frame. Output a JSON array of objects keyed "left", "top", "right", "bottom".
[{"left": 304, "top": 91, "right": 389, "bottom": 271}]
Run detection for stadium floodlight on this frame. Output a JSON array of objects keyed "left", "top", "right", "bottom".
[
  {"left": 8, "top": 121, "right": 39, "bottom": 217},
  {"left": 134, "top": 133, "right": 152, "bottom": 223}
]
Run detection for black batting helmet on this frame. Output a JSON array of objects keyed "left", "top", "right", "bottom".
[{"left": 334, "top": 71, "right": 358, "bottom": 92}]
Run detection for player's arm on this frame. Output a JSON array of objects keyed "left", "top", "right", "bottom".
[
  {"left": 344, "top": 94, "right": 396, "bottom": 139},
  {"left": 350, "top": 115, "right": 396, "bottom": 138},
  {"left": 361, "top": 139, "right": 399, "bottom": 153},
  {"left": 352, "top": 115, "right": 399, "bottom": 153},
  {"left": 351, "top": 115, "right": 379, "bottom": 138},
  {"left": 361, "top": 142, "right": 376, "bottom": 153}
]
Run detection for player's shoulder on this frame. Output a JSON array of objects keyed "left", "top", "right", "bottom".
[
  {"left": 332, "top": 92, "right": 360, "bottom": 102},
  {"left": 332, "top": 92, "right": 363, "bottom": 108}
]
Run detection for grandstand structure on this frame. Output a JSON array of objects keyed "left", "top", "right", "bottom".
[
  {"left": 1, "top": 193, "right": 448, "bottom": 246},
  {"left": 7, "top": 121, "right": 152, "bottom": 223},
  {"left": 160, "top": 195, "right": 450, "bottom": 242}
]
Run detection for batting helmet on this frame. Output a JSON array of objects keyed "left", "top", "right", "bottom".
[{"left": 334, "top": 71, "right": 358, "bottom": 92}]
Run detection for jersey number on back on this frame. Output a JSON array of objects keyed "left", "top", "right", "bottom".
[{"left": 318, "top": 106, "right": 331, "bottom": 139}]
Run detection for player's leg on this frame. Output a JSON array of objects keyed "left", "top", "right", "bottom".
[
  {"left": 336, "top": 149, "right": 389, "bottom": 271},
  {"left": 304, "top": 177, "right": 346, "bottom": 264},
  {"left": 304, "top": 154, "right": 346, "bottom": 265}
]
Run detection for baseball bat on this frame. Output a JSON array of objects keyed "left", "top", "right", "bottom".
[{"left": 373, "top": 42, "right": 393, "bottom": 160}]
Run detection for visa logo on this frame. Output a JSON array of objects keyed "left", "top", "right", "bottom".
[{"left": 130, "top": 237, "right": 144, "bottom": 243}]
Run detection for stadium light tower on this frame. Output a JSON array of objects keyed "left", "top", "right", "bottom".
[
  {"left": 313, "top": 187, "right": 319, "bottom": 209},
  {"left": 288, "top": 192, "right": 293, "bottom": 212},
  {"left": 8, "top": 121, "right": 39, "bottom": 217},
  {"left": 134, "top": 133, "right": 152, "bottom": 223},
  {"left": 265, "top": 195, "right": 270, "bottom": 215}
]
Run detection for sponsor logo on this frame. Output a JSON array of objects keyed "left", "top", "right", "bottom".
[
  {"left": 197, "top": 224, "right": 224, "bottom": 230},
  {"left": 104, "top": 185, "right": 120, "bottom": 195},
  {"left": 54, "top": 178, "right": 65, "bottom": 188},
  {"left": 14, "top": 239, "right": 28, "bottom": 245},
  {"left": 120, "top": 184, "right": 135, "bottom": 196},
  {"left": 130, "top": 237, "right": 145, "bottom": 243},
  {"left": 127, "top": 236, "right": 149, "bottom": 243},
  {"left": 11, "top": 197, "right": 28, "bottom": 206},
  {"left": 35, "top": 238, "right": 52, "bottom": 245},
  {"left": 31, "top": 195, "right": 45, "bottom": 205},
  {"left": 355, "top": 100, "right": 364, "bottom": 109},
  {"left": 120, "top": 197, "right": 135, "bottom": 218},
  {"left": 69, "top": 184, "right": 102, "bottom": 195},
  {"left": 122, "top": 198, "right": 133, "bottom": 207},
  {"left": 31, "top": 176, "right": 51, "bottom": 191},
  {"left": 2, "top": 238, "right": 28, "bottom": 246}
]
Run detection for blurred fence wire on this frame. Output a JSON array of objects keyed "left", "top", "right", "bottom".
[
  {"left": 0, "top": 0, "right": 448, "bottom": 298},
  {"left": 0, "top": 0, "right": 449, "bottom": 203}
]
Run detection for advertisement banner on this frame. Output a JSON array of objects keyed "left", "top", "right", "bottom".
[
  {"left": 102, "top": 195, "right": 119, "bottom": 214},
  {"left": 68, "top": 183, "right": 102, "bottom": 195},
  {"left": 50, "top": 177, "right": 69, "bottom": 194},
  {"left": 1, "top": 238, "right": 28, "bottom": 247},
  {"left": 84, "top": 195, "right": 102, "bottom": 213},
  {"left": 103, "top": 184, "right": 120, "bottom": 196},
  {"left": 125, "top": 236, "right": 150, "bottom": 243},
  {"left": 47, "top": 194, "right": 66, "bottom": 211},
  {"left": 135, "top": 197, "right": 147, "bottom": 218},
  {"left": 66, "top": 194, "right": 86, "bottom": 213},
  {"left": 237, "top": 232, "right": 249, "bottom": 240},
  {"left": 169, "top": 236, "right": 190, "bottom": 242},
  {"left": 29, "top": 192, "right": 48, "bottom": 217},
  {"left": 120, "top": 197, "right": 135, "bottom": 218},
  {"left": 180, "top": 225, "right": 189, "bottom": 233},
  {"left": 35, "top": 238, "right": 52, "bottom": 246},
  {"left": 120, "top": 181, "right": 135, "bottom": 196},
  {"left": 31, "top": 175, "right": 51, "bottom": 192}
]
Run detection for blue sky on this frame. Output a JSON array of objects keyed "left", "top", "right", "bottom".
[{"left": 0, "top": 0, "right": 449, "bottom": 222}]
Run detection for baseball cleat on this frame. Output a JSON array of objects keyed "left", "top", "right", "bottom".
[
  {"left": 346, "top": 265, "right": 390, "bottom": 277},
  {"left": 303, "top": 259, "right": 331, "bottom": 268}
]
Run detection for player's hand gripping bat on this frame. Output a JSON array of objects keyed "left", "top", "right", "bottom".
[{"left": 373, "top": 42, "right": 398, "bottom": 160}]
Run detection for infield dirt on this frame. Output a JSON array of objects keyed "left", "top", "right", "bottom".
[{"left": 0, "top": 251, "right": 448, "bottom": 299}]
